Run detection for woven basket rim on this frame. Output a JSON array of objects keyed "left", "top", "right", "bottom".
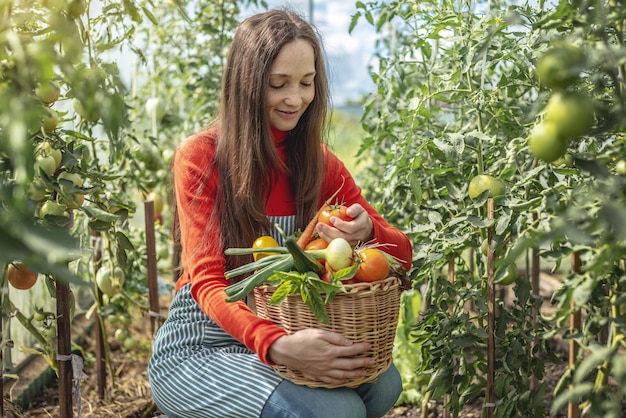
[{"left": 256, "top": 275, "right": 400, "bottom": 295}]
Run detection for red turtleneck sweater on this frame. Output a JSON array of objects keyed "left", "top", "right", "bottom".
[{"left": 173, "top": 127, "right": 413, "bottom": 365}]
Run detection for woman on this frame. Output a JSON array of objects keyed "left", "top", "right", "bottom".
[{"left": 148, "top": 8, "right": 413, "bottom": 418}]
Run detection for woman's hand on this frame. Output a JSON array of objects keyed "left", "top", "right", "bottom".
[
  {"left": 268, "top": 328, "right": 374, "bottom": 385},
  {"left": 315, "top": 203, "right": 373, "bottom": 245}
]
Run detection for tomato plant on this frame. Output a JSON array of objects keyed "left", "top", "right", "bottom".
[
  {"left": 353, "top": 0, "right": 626, "bottom": 415},
  {"left": 354, "top": 248, "right": 390, "bottom": 283},
  {"left": 318, "top": 203, "right": 351, "bottom": 226}
]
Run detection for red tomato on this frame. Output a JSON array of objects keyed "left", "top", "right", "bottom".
[
  {"left": 355, "top": 249, "right": 390, "bottom": 283},
  {"left": 318, "top": 204, "right": 351, "bottom": 226},
  {"left": 6, "top": 262, "right": 38, "bottom": 290}
]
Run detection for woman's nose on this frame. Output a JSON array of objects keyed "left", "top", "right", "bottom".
[{"left": 284, "top": 87, "right": 303, "bottom": 107}]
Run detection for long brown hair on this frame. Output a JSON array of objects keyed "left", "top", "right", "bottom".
[{"left": 172, "top": 9, "right": 330, "bottom": 274}]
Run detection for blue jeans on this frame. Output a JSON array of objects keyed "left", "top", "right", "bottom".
[{"left": 260, "top": 364, "right": 402, "bottom": 418}]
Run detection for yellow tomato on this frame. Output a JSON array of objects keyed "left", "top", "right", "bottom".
[{"left": 252, "top": 236, "right": 280, "bottom": 261}]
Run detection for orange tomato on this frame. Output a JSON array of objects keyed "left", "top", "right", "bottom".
[
  {"left": 6, "top": 262, "right": 38, "bottom": 290},
  {"left": 355, "top": 249, "right": 390, "bottom": 283},
  {"left": 305, "top": 237, "right": 328, "bottom": 250},
  {"left": 306, "top": 237, "right": 328, "bottom": 265}
]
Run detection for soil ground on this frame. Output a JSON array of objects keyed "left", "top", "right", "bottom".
[{"left": 0, "top": 275, "right": 621, "bottom": 418}]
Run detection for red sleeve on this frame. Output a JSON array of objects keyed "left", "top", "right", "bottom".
[
  {"left": 321, "top": 146, "right": 413, "bottom": 271},
  {"left": 174, "top": 133, "right": 286, "bottom": 365}
]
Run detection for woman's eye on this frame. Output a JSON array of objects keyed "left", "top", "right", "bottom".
[{"left": 270, "top": 84, "right": 284, "bottom": 89}]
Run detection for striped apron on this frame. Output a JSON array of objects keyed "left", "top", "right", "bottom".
[{"left": 148, "top": 216, "right": 296, "bottom": 418}]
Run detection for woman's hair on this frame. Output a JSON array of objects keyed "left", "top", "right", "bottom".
[{"left": 172, "top": 9, "right": 330, "bottom": 274}]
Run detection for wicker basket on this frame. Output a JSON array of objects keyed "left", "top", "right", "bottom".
[{"left": 253, "top": 276, "right": 401, "bottom": 388}]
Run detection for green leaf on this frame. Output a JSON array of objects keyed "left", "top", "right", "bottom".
[
  {"left": 82, "top": 204, "right": 121, "bottom": 223},
  {"left": 141, "top": 6, "right": 158, "bottom": 25},
  {"left": 551, "top": 382, "right": 594, "bottom": 415},
  {"left": 573, "top": 345, "right": 613, "bottom": 383},
  {"left": 572, "top": 277, "right": 593, "bottom": 306},
  {"left": 300, "top": 284, "right": 329, "bottom": 324},
  {"left": 269, "top": 281, "right": 293, "bottom": 306}
]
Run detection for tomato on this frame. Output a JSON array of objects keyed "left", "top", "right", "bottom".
[
  {"left": 468, "top": 175, "right": 505, "bottom": 199},
  {"left": 616, "top": 160, "right": 626, "bottom": 175},
  {"left": 318, "top": 204, "right": 352, "bottom": 226},
  {"left": 114, "top": 328, "right": 130, "bottom": 341},
  {"left": 35, "top": 155, "right": 58, "bottom": 177},
  {"left": 39, "top": 142, "right": 62, "bottom": 167},
  {"left": 252, "top": 235, "right": 280, "bottom": 261},
  {"left": 96, "top": 266, "right": 125, "bottom": 297},
  {"left": 66, "top": 0, "right": 87, "bottom": 18},
  {"left": 123, "top": 336, "right": 139, "bottom": 351},
  {"left": 543, "top": 91, "right": 595, "bottom": 140},
  {"left": 528, "top": 122, "right": 567, "bottom": 163},
  {"left": 44, "top": 325, "right": 57, "bottom": 337},
  {"left": 494, "top": 264, "right": 518, "bottom": 286},
  {"left": 146, "top": 97, "right": 167, "bottom": 122},
  {"left": 306, "top": 237, "right": 328, "bottom": 264},
  {"left": 145, "top": 191, "right": 165, "bottom": 217},
  {"left": 117, "top": 314, "right": 132, "bottom": 327},
  {"left": 33, "top": 310, "right": 47, "bottom": 321},
  {"left": 35, "top": 80, "right": 61, "bottom": 104},
  {"left": 6, "top": 262, "right": 38, "bottom": 290},
  {"left": 536, "top": 44, "right": 585, "bottom": 90},
  {"left": 38, "top": 201, "right": 69, "bottom": 220},
  {"left": 65, "top": 192, "right": 85, "bottom": 209},
  {"left": 42, "top": 107, "right": 58, "bottom": 132},
  {"left": 72, "top": 98, "right": 100, "bottom": 122},
  {"left": 305, "top": 237, "right": 328, "bottom": 250},
  {"left": 355, "top": 248, "right": 390, "bottom": 283},
  {"left": 27, "top": 179, "right": 47, "bottom": 201}
]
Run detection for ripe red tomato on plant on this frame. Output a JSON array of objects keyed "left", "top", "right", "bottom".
[
  {"left": 355, "top": 248, "right": 390, "bottom": 283},
  {"left": 318, "top": 204, "right": 352, "bottom": 226},
  {"left": 6, "top": 262, "right": 38, "bottom": 290}
]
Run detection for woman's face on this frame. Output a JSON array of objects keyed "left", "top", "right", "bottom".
[{"left": 266, "top": 39, "right": 316, "bottom": 131}]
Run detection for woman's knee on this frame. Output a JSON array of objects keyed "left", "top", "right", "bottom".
[
  {"left": 261, "top": 380, "right": 366, "bottom": 418},
  {"left": 357, "top": 364, "right": 403, "bottom": 418}
]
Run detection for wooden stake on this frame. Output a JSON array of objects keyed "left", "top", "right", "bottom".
[
  {"left": 91, "top": 231, "right": 106, "bottom": 399},
  {"left": 531, "top": 212, "right": 540, "bottom": 390},
  {"left": 144, "top": 200, "right": 161, "bottom": 336},
  {"left": 57, "top": 212, "right": 75, "bottom": 418},
  {"left": 486, "top": 198, "right": 496, "bottom": 417},
  {"left": 443, "top": 257, "right": 455, "bottom": 418},
  {"left": 1, "top": 267, "right": 4, "bottom": 418},
  {"left": 568, "top": 252, "right": 582, "bottom": 418},
  {"left": 56, "top": 278, "right": 73, "bottom": 418}
]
